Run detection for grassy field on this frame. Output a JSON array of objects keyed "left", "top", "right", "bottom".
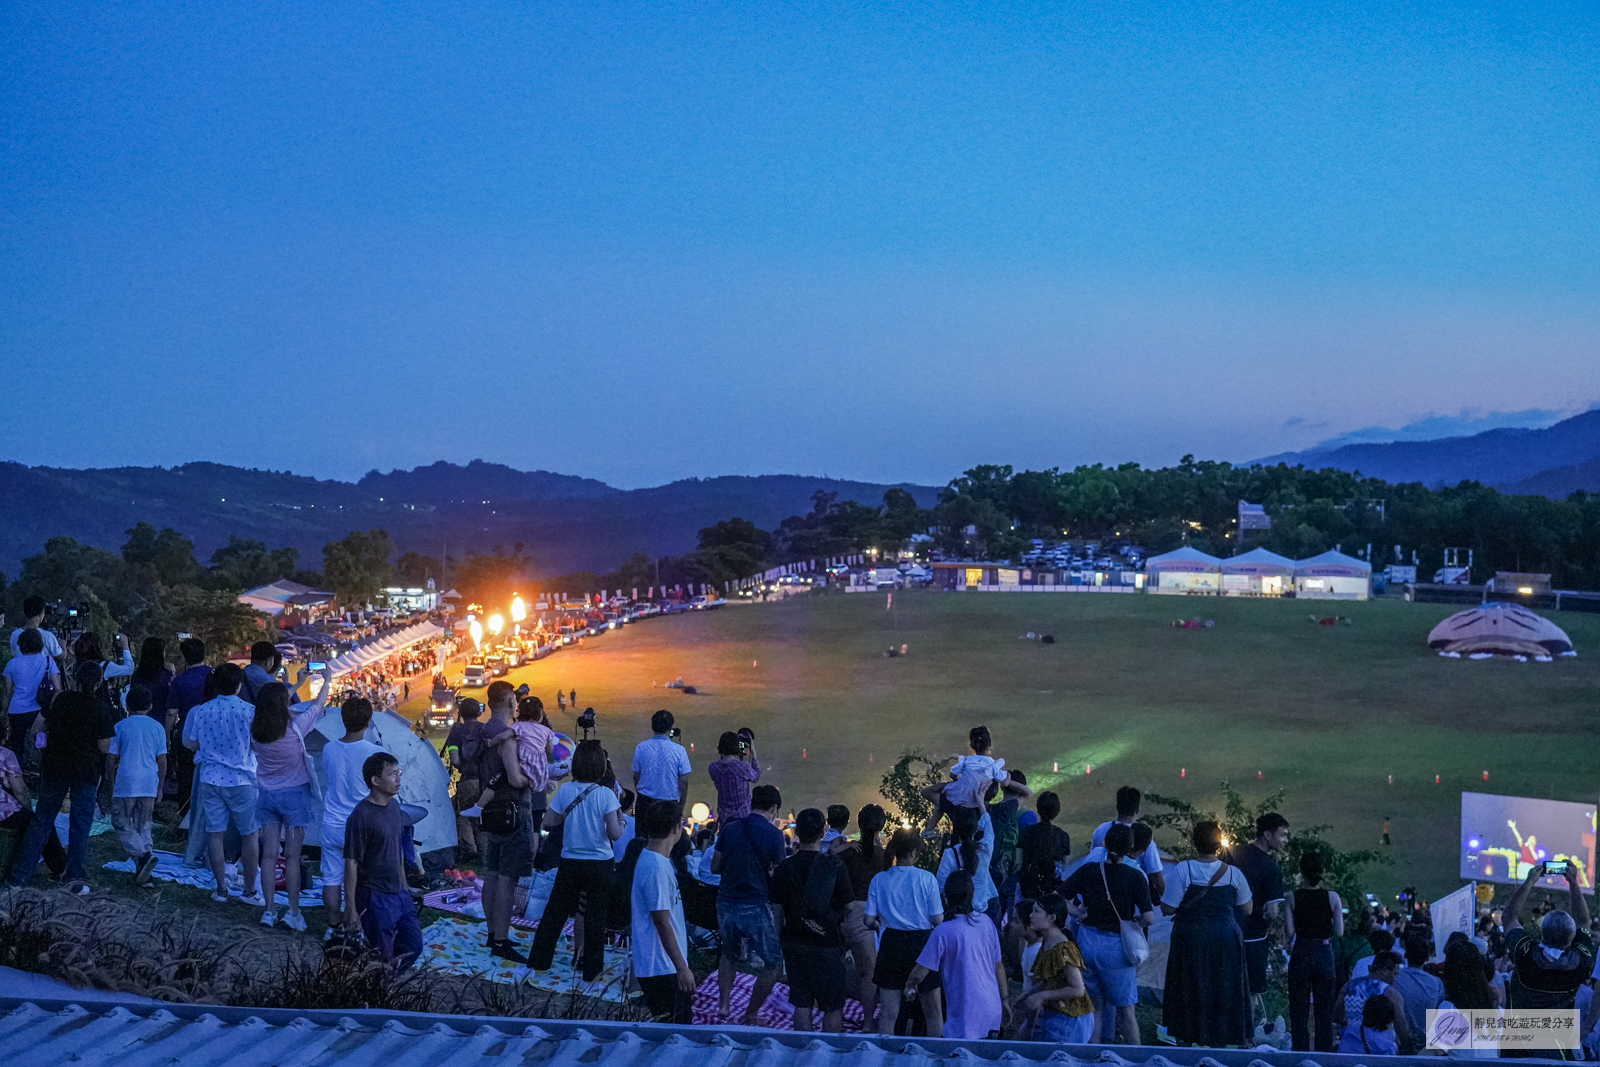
[{"left": 406, "top": 590, "right": 1600, "bottom": 903}]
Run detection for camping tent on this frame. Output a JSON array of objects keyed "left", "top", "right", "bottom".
[
  {"left": 1220, "top": 547, "right": 1297, "bottom": 597},
  {"left": 1144, "top": 546, "right": 1223, "bottom": 595},
  {"left": 1294, "top": 549, "right": 1372, "bottom": 600},
  {"left": 1427, "top": 602, "right": 1574, "bottom": 657},
  {"left": 299, "top": 708, "right": 456, "bottom": 855}
]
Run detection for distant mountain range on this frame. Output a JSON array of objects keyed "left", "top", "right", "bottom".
[
  {"left": 1251, "top": 409, "right": 1600, "bottom": 495},
  {"left": 0, "top": 460, "right": 940, "bottom": 577}
]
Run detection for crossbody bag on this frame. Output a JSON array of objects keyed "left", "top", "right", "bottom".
[{"left": 1100, "top": 861, "right": 1150, "bottom": 965}]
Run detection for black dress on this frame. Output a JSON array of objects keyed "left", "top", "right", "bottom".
[{"left": 1162, "top": 859, "right": 1251, "bottom": 1048}]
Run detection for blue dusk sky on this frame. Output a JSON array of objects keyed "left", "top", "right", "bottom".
[{"left": 2, "top": 1, "right": 1597, "bottom": 487}]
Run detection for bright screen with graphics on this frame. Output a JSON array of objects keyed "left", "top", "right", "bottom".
[{"left": 1461, "top": 791, "right": 1595, "bottom": 892}]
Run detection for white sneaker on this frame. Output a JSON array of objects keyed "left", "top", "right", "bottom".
[
  {"left": 261, "top": 908, "right": 277, "bottom": 927},
  {"left": 240, "top": 890, "right": 267, "bottom": 907},
  {"left": 210, "top": 890, "right": 230, "bottom": 903},
  {"left": 282, "top": 911, "right": 307, "bottom": 932}
]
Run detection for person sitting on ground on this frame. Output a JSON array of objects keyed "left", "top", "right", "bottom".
[
  {"left": 107, "top": 684, "right": 167, "bottom": 887},
  {"left": 1335, "top": 950, "right": 1410, "bottom": 1051},
  {"left": 1351, "top": 927, "right": 1398, "bottom": 980},
  {"left": 0, "top": 726, "right": 67, "bottom": 879},
  {"left": 1337, "top": 993, "right": 1401, "bottom": 1056},
  {"left": 1393, "top": 926, "right": 1444, "bottom": 1051},
  {"left": 342, "top": 752, "right": 423, "bottom": 967}
]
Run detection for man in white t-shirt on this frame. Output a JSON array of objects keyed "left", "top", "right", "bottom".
[
  {"left": 631, "top": 799, "right": 693, "bottom": 1023},
  {"left": 7, "top": 596, "right": 66, "bottom": 661},
  {"left": 107, "top": 685, "right": 167, "bottom": 886},
  {"left": 319, "top": 696, "right": 387, "bottom": 924},
  {"left": 1090, "top": 786, "right": 1166, "bottom": 900}
]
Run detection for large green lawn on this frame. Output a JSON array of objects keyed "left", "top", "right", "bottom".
[{"left": 420, "top": 590, "right": 1600, "bottom": 902}]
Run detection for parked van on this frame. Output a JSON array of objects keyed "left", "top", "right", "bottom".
[{"left": 463, "top": 664, "right": 489, "bottom": 688}]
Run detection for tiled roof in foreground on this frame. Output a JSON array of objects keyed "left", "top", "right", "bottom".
[{"left": 0, "top": 998, "right": 1566, "bottom": 1067}]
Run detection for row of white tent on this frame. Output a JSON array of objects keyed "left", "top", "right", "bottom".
[
  {"left": 1145, "top": 546, "right": 1372, "bottom": 599},
  {"left": 325, "top": 619, "right": 450, "bottom": 677}
]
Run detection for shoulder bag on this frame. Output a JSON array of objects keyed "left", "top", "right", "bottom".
[{"left": 1100, "top": 861, "right": 1150, "bottom": 965}]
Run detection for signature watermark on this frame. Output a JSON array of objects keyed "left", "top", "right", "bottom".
[{"left": 1427, "top": 1009, "right": 1580, "bottom": 1052}]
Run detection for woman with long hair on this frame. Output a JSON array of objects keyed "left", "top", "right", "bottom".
[
  {"left": 1284, "top": 850, "right": 1345, "bottom": 1052},
  {"left": 866, "top": 828, "right": 946, "bottom": 1035},
  {"left": 1018, "top": 790, "right": 1070, "bottom": 900},
  {"left": 1439, "top": 939, "right": 1500, "bottom": 1059},
  {"left": 904, "top": 869, "right": 1008, "bottom": 1039},
  {"left": 248, "top": 668, "right": 332, "bottom": 930},
  {"left": 836, "top": 803, "right": 889, "bottom": 1024},
  {"left": 530, "top": 739, "right": 625, "bottom": 981},
  {"left": 936, "top": 806, "right": 996, "bottom": 921},
  {"left": 1160, "top": 820, "right": 1254, "bottom": 1047},
  {"left": 130, "top": 637, "right": 172, "bottom": 723},
  {"left": 1018, "top": 892, "right": 1094, "bottom": 1043},
  {"left": 1060, "top": 821, "right": 1155, "bottom": 1044}
]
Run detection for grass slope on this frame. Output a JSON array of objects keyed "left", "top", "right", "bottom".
[{"left": 422, "top": 591, "right": 1600, "bottom": 902}]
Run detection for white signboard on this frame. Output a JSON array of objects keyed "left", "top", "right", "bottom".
[{"left": 1431, "top": 883, "right": 1476, "bottom": 962}]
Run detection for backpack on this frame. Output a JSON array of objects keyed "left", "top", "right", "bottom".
[
  {"left": 456, "top": 722, "right": 486, "bottom": 773},
  {"left": 799, "top": 852, "right": 845, "bottom": 938}
]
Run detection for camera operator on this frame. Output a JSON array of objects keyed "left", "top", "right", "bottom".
[
  {"left": 708, "top": 728, "right": 760, "bottom": 821},
  {"left": 8, "top": 596, "right": 67, "bottom": 667},
  {"left": 632, "top": 709, "right": 690, "bottom": 828}
]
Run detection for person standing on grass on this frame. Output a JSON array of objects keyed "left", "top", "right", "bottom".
[
  {"left": 1160, "top": 820, "right": 1253, "bottom": 1048},
  {"left": 1393, "top": 927, "right": 1444, "bottom": 1052},
  {"left": 249, "top": 671, "right": 331, "bottom": 931},
  {"left": 2, "top": 627, "right": 58, "bottom": 775},
  {"left": 835, "top": 803, "right": 889, "bottom": 1028},
  {"left": 241, "top": 641, "right": 279, "bottom": 702},
  {"left": 1061, "top": 821, "right": 1154, "bottom": 1044},
  {"left": 5, "top": 661, "right": 114, "bottom": 891},
  {"left": 770, "top": 808, "right": 855, "bottom": 1033},
  {"left": 343, "top": 751, "right": 423, "bottom": 967},
  {"left": 8, "top": 595, "right": 65, "bottom": 663},
  {"left": 865, "top": 828, "right": 946, "bottom": 1036},
  {"left": 444, "top": 697, "right": 486, "bottom": 866},
  {"left": 631, "top": 799, "right": 695, "bottom": 1023},
  {"left": 0, "top": 736, "right": 67, "bottom": 879},
  {"left": 707, "top": 729, "right": 760, "bottom": 821},
  {"left": 529, "top": 739, "right": 624, "bottom": 983},
  {"left": 320, "top": 697, "right": 387, "bottom": 930},
  {"left": 168, "top": 637, "right": 211, "bottom": 809},
  {"left": 1284, "top": 851, "right": 1345, "bottom": 1052},
  {"left": 478, "top": 680, "right": 535, "bottom": 962},
  {"left": 129, "top": 638, "right": 172, "bottom": 724},
  {"left": 185, "top": 663, "right": 265, "bottom": 906},
  {"left": 1090, "top": 786, "right": 1166, "bottom": 901},
  {"left": 1226, "top": 812, "right": 1289, "bottom": 1031},
  {"left": 905, "top": 869, "right": 1008, "bottom": 1040},
  {"left": 107, "top": 684, "right": 167, "bottom": 888},
  {"left": 1018, "top": 790, "right": 1070, "bottom": 900},
  {"left": 632, "top": 709, "right": 690, "bottom": 828},
  {"left": 711, "top": 783, "right": 787, "bottom": 1026}
]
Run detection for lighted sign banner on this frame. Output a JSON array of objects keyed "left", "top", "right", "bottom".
[{"left": 1460, "top": 791, "right": 1595, "bottom": 892}]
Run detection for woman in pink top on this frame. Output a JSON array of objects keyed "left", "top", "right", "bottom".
[{"left": 249, "top": 669, "right": 331, "bottom": 930}]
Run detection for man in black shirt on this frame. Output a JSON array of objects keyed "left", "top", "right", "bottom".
[
  {"left": 1062, "top": 821, "right": 1156, "bottom": 1043},
  {"left": 1227, "top": 812, "right": 1289, "bottom": 1030},
  {"left": 343, "top": 751, "right": 422, "bottom": 967},
  {"left": 6, "top": 661, "right": 115, "bottom": 889},
  {"left": 770, "top": 807, "right": 855, "bottom": 1033},
  {"left": 1503, "top": 860, "right": 1594, "bottom": 1061}
]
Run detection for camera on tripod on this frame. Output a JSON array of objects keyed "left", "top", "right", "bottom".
[{"left": 576, "top": 706, "right": 597, "bottom": 739}]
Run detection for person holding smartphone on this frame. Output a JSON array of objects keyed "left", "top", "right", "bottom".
[{"left": 1502, "top": 859, "right": 1594, "bottom": 1015}]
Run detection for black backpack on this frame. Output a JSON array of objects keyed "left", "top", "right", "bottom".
[{"left": 799, "top": 852, "right": 845, "bottom": 938}]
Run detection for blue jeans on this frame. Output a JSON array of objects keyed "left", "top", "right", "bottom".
[
  {"left": 8, "top": 777, "right": 97, "bottom": 884},
  {"left": 1037, "top": 1009, "right": 1096, "bottom": 1043},
  {"left": 1289, "top": 940, "right": 1337, "bottom": 1052}
]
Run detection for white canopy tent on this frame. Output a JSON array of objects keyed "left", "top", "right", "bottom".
[
  {"left": 326, "top": 620, "right": 447, "bottom": 677},
  {"left": 1220, "top": 547, "right": 1297, "bottom": 597},
  {"left": 1294, "top": 549, "right": 1372, "bottom": 600},
  {"left": 1145, "top": 546, "right": 1223, "bottom": 595}
]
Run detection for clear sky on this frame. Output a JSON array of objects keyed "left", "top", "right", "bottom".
[{"left": 3, "top": 1, "right": 1597, "bottom": 487}]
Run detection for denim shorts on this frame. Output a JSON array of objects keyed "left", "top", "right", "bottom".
[
  {"left": 256, "top": 784, "right": 315, "bottom": 829},
  {"left": 717, "top": 899, "right": 783, "bottom": 971},
  {"left": 203, "top": 783, "right": 260, "bottom": 835},
  {"left": 1037, "top": 1009, "right": 1095, "bottom": 1044},
  {"left": 1076, "top": 924, "right": 1139, "bottom": 1008}
]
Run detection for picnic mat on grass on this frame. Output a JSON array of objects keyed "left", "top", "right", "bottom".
[
  {"left": 690, "top": 970, "right": 869, "bottom": 1030},
  {"left": 102, "top": 850, "right": 324, "bottom": 908},
  {"left": 55, "top": 812, "right": 113, "bottom": 839},
  {"left": 414, "top": 916, "right": 629, "bottom": 1001}
]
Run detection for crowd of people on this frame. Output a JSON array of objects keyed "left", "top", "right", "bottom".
[{"left": 6, "top": 594, "right": 1600, "bottom": 1051}]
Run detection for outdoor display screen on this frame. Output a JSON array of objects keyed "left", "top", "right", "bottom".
[{"left": 1461, "top": 791, "right": 1596, "bottom": 892}]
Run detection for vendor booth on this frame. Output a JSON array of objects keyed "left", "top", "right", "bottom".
[
  {"left": 1294, "top": 549, "right": 1372, "bottom": 600},
  {"left": 1220, "top": 547, "right": 1297, "bottom": 596},
  {"left": 1145, "top": 546, "right": 1223, "bottom": 594}
]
